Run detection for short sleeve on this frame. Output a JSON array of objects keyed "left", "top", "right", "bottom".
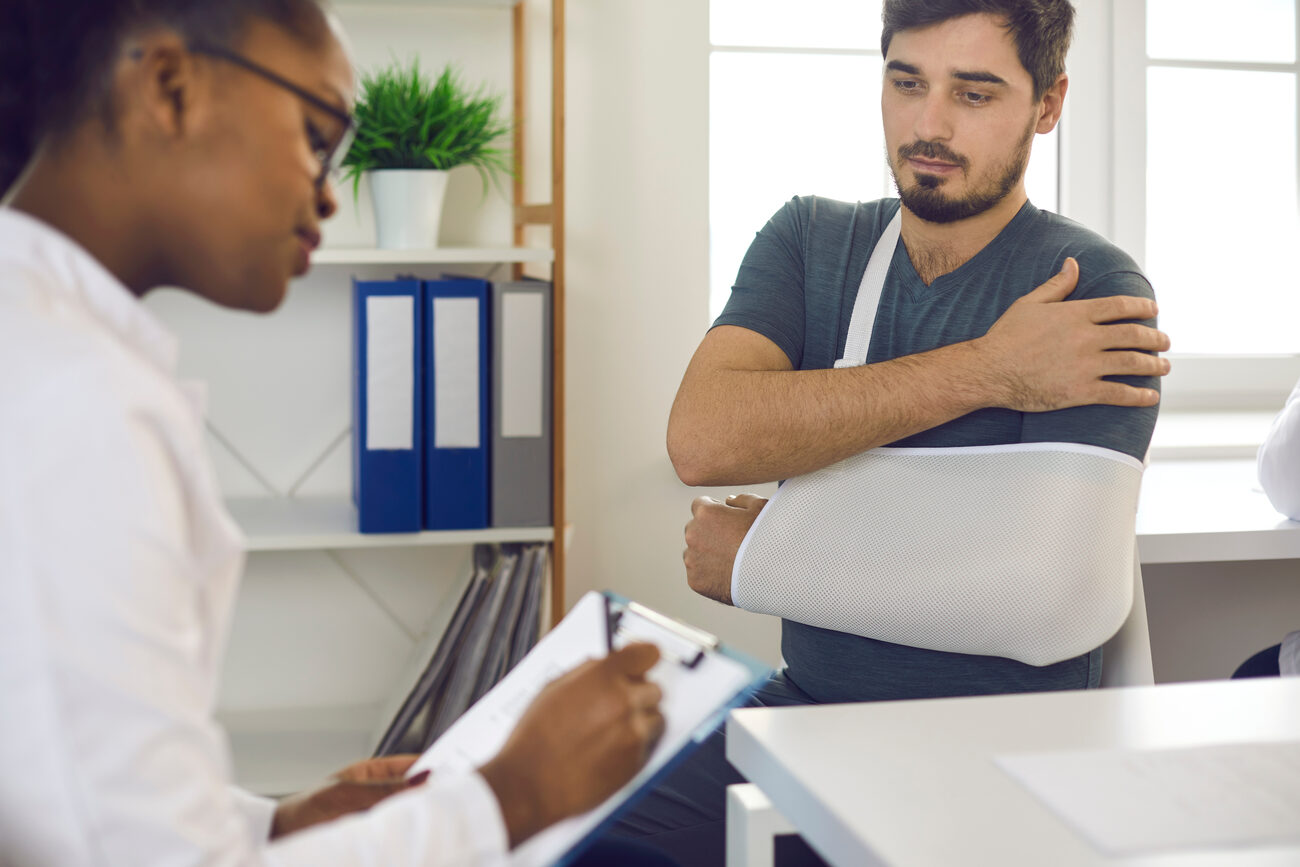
[
  {"left": 1019, "top": 268, "right": 1160, "bottom": 461},
  {"left": 713, "top": 198, "right": 809, "bottom": 368}
]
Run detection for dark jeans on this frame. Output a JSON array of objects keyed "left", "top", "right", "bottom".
[
  {"left": 570, "top": 840, "right": 683, "bottom": 866},
  {"left": 1232, "top": 644, "right": 1282, "bottom": 678},
  {"left": 607, "top": 671, "right": 829, "bottom": 867}
]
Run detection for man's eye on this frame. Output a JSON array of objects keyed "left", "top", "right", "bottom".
[
  {"left": 893, "top": 79, "right": 923, "bottom": 93},
  {"left": 961, "top": 92, "right": 990, "bottom": 106}
]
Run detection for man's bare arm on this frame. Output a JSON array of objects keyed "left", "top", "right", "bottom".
[{"left": 667, "top": 259, "right": 1171, "bottom": 487}]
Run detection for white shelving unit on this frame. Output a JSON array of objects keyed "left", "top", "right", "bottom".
[
  {"left": 228, "top": 496, "right": 554, "bottom": 552},
  {"left": 219, "top": 705, "right": 382, "bottom": 796},
  {"left": 201, "top": 0, "right": 567, "bottom": 797}
]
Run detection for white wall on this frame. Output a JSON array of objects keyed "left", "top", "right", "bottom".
[
  {"left": 1145, "top": 562, "right": 1300, "bottom": 683},
  {"left": 563, "top": 0, "right": 783, "bottom": 665}
]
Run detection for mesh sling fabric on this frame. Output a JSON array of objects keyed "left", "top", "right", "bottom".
[
  {"left": 728, "top": 208, "right": 1144, "bottom": 667},
  {"left": 730, "top": 443, "right": 1143, "bottom": 666}
]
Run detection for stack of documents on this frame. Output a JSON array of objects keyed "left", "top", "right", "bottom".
[{"left": 373, "top": 542, "right": 550, "bottom": 756}]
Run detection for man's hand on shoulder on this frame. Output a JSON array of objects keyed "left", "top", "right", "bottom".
[
  {"left": 975, "top": 257, "right": 1172, "bottom": 412},
  {"left": 684, "top": 494, "right": 768, "bottom": 605}
]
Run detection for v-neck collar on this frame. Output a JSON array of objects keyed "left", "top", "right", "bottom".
[{"left": 891, "top": 200, "right": 1039, "bottom": 303}]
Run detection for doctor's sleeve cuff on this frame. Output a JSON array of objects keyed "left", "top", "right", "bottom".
[
  {"left": 372, "top": 770, "right": 510, "bottom": 866},
  {"left": 445, "top": 770, "right": 511, "bottom": 862},
  {"left": 231, "top": 785, "right": 279, "bottom": 842},
  {"left": 263, "top": 770, "right": 509, "bottom": 867}
]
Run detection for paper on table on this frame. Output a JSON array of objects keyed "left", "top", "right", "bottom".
[
  {"left": 408, "top": 592, "right": 758, "bottom": 867},
  {"left": 997, "top": 741, "right": 1300, "bottom": 856}
]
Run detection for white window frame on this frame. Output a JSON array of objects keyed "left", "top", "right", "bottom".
[
  {"left": 706, "top": 40, "right": 894, "bottom": 320},
  {"left": 1075, "top": 0, "right": 1300, "bottom": 411}
]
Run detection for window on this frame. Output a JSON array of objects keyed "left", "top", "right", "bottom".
[
  {"left": 1128, "top": 0, "right": 1298, "bottom": 355},
  {"left": 1113, "top": 0, "right": 1300, "bottom": 409},
  {"left": 709, "top": 0, "right": 1060, "bottom": 319}
]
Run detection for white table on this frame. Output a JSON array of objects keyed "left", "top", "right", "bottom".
[{"left": 726, "top": 677, "right": 1300, "bottom": 866}]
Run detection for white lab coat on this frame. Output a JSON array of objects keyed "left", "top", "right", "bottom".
[
  {"left": 0, "top": 208, "right": 508, "bottom": 866},
  {"left": 1255, "top": 383, "right": 1300, "bottom": 677}
]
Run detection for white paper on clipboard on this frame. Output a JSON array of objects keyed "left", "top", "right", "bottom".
[{"left": 408, "top": 591, "right": 764, "bottom": 867}]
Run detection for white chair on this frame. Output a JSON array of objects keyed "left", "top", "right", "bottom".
[
  {"left": 725, "top": 549, "right": 1155, "bottom": 866},
  {"left": 1099, "top": 548, "right": 1155, "bottom": 687}
]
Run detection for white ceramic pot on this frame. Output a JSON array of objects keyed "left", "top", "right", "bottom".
[{"left": 369, "top": 169, "right": 450, "bottom": 249}]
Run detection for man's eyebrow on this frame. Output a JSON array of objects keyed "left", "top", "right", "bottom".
[
  {"left": 883, "top": 60, "right": 1009, "bottom": 87},
  {"left": 953, "top": 70, "right": 1008, "bottom": 87},
  {"left": 885, "top": 60, "right": 921, "bottom": 75}
]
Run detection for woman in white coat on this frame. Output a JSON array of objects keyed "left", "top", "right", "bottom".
[{"left": 0, "top": 1, "right": 671, "bottom": 864}]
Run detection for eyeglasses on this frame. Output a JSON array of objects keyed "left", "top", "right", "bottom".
[{"left": 186, "top": 41, "right": 356, "bottom": 189}]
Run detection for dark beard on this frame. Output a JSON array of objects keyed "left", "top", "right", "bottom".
[{"left": 890, "top": 118, "right": 1036, "bottom": 224}]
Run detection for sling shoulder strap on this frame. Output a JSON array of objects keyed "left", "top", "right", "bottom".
[{"left": 833, "top": 207, "right": 903, "bottom": 370}]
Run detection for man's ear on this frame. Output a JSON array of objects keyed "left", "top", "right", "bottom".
[
  {"left": 1036, "top": 73, "right": 1068, "bottom": 134},
  {"left": 118, "top": 31, "right": 206, "bottom": 141}
]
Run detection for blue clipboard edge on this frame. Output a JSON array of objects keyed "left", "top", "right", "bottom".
[{"left": 555, "top": 591, "right": 774, "bottom": 867}]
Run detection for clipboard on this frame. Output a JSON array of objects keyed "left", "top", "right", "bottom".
[{"left": 407, "top": 591, "right": 771, "bottom": 867}]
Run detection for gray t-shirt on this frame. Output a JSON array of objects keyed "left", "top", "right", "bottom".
[{"left": 714, "top": 196, "right": 1159, "bottom": 702}]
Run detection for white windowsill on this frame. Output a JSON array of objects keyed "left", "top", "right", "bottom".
[{"left": 1147, "top": 409, "right": 1276, "bottom": 461}]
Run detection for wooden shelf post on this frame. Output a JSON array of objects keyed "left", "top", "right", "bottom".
[{"left": 513, "top": 0, "right": 566, "bottom": 626}]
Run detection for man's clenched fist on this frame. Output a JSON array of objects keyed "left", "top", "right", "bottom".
[{"left": 683, "top": 493, "right": 768, "bottom": 605}]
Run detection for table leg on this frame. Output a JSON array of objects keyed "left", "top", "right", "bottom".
[{"left": 726, "top": 783, "right": 796, "bottom": 867}]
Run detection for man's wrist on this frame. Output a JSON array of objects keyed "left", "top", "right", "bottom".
[{"left": 933, "top": 338, "right": 1005, "bottom": 414}]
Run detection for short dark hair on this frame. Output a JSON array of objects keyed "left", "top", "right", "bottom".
[
  {"left": 880, "top": 0, "right": 1075, "bottom": 100},
  {"left": 0, "top": 0, "right": 329, "bottom": 195}
]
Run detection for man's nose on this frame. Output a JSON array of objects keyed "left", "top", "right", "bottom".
[{"left": 912, "top": 92, "right": 954, "bottom": 143}]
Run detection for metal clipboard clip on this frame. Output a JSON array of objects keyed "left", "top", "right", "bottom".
[{"left": 604, "top": 594, "right": 720, "bottom": 669}]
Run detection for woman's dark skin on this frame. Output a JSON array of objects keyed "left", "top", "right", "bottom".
[{"left": 9, "top": 13, "right": 664, "bottom": 848}]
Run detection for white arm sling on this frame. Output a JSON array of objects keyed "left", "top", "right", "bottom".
[{"left": 730, "top": 210, "right": 1142, "bottom": 667}]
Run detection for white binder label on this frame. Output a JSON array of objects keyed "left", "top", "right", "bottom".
[
  {"left": 501, "top": 293, "right": 544, "bottom": 439},
  {"left": 366, "top": 296, "right": 414, "bottom": 451},
  {"left": 433, "top": 297, "right": 481, "bottom": 449}
]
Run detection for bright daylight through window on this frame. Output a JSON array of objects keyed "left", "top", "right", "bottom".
[
  {"left": 709, "top": 0, "right": 1058, "bottom": 320},
  {"left": 1143, "top": 0, "right": 1298, "bottom": 356}
]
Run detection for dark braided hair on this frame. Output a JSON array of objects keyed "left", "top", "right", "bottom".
[{"left": 0, "top": 0, "right": 328, "bottom": 196}]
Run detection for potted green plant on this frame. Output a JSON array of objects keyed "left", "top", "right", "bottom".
[{"left": 342, "top": 60, "right": 511, "bottom": 249}]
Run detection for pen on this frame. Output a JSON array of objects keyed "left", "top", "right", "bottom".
[{"left": 604, "top": 594, "right": 616, "bottom": 654}]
